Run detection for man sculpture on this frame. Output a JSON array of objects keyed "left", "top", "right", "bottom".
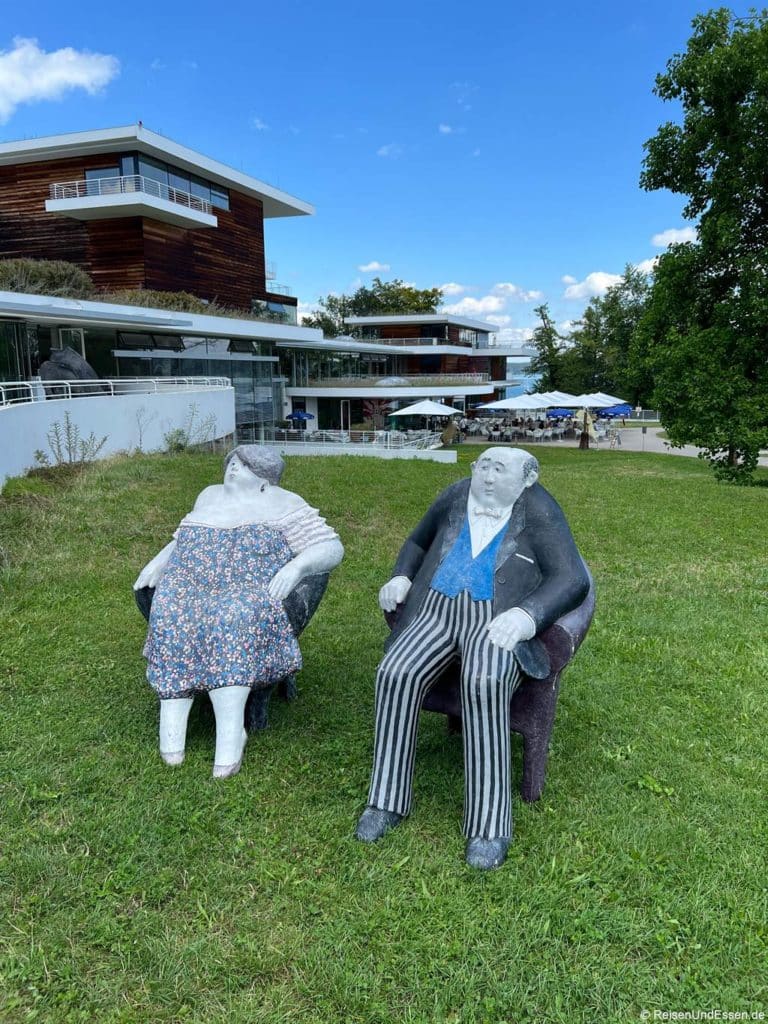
[{"left": 356, "top": 448, "right": 589, "bottom": 870}]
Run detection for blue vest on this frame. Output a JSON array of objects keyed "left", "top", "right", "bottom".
[{"left": 431, "top": 515, "right": 505, "bottom": 600}]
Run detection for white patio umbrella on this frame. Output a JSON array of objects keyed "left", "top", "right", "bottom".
[
  {"left": 588, "top": 391, "right": 629, "bottom": 406},
  {"left": 390, "top": 399, "right": 460, "bottom": 417},
  {"left": 567, "top": 393, "right": 617, "bottom": 408},
  {"left": 535, "top": 390, "right": 581, "bottom": 405},
  {"left": 477, "top": 394, "right": 551, "bottom": 411}
]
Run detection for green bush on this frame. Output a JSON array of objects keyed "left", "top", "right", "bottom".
[{"left": 0, "top": 257, "right": 95, "bottom": 299}]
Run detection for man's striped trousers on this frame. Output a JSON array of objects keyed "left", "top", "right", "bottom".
[{"left": 367, "top": 588, "right": 521, "bottom": 840}]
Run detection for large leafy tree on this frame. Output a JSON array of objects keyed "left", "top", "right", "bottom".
[
  {"left": 302, "top": 278, "right": 442, "bottom": 336},
  {"left": 568, "top": 266, "right": 653, "bottom": 405},
  {"left": 639, "top": 7, "right": 768, "bottom": 481}
]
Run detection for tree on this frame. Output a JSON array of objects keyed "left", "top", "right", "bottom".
[
  {"left": 568, "top": 266, "right": 653, "bottom": 405},
  {"left": 639, "top": 7, "right": 768, "bottom": 481},
  {"left": 528, "top": 304, "right": 564, "bottom": 391},
  {"left": 302, "top": 278, "right": 443, "bottom": 336}
]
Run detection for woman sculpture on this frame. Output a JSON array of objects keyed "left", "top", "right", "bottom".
[{"left": 133, "top": 446, "right": 343, "bottom": 777}]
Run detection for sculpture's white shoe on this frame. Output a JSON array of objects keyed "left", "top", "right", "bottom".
[
  {"left": 210, "top": 686, "right": 250, "bottom": 779},
  {"left": 158, "top": 697, "right": 194, "bottom": 767},
  {"left": 212, "top": 728, "right": 248, "bottom": 778}
]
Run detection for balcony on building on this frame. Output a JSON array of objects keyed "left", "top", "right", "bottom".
[{"left": 46, "top": 171, "right": 219, "bottom": 229}]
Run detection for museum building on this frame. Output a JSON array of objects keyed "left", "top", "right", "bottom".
[{"left": 0, "top": 125, "right": 528, "bottom": 434}]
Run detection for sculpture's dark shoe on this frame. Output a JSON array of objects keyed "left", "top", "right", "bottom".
[
  {"left": 355, "top": 806, "right": 403, "bottom": 843},
  {"left": 465, "top": 836, "right": 510, "bottom": 870}
]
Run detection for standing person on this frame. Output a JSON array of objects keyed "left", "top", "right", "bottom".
[{"left": 355, "top": 448, "right": 589, "bottom": 869}]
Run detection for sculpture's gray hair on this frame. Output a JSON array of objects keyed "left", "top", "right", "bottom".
[
  {"left": 520, "top": 452, "right": 539, "bottom": 484},
  {"left": 224, "top": 445, "right": 285, "bottom": 485}
]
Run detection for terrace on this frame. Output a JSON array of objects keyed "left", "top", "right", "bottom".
[{"left": 46, "top": 175, "right": 218, "bottom": 229}]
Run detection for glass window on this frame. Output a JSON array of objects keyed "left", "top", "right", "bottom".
[
  {"left": 190, "top": 176, "right": 211, "bottom": 203},
  {"left": 210, "top": 183, "right": 229, "bottom": 210},
  {"left": 85, "top": 166, "right": 120, "bottom": 181},
  {"left": 169, "top": 169, "right": 191, "bottom": 193},
  {"left": 117, "top": 332, "right": 156, "bottom": 349},
  {"left": 138, "top": 156, "right": 169, "bottom": 186},
  {"left": 120, "top": 154, "right": 138, "bottom": 176}
]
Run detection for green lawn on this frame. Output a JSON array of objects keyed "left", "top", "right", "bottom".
[{"left": 1, "top": 447, "right": 766, "bottom": 1024}]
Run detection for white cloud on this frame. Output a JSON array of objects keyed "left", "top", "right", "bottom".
[
  {"left": 438, "top": 123, "right": 454, "bottom": 134},
  {"left": 439, "top": 282, "right": 469, "bottom": 296},
  {"left": 485, "top": 315, "right": 511, "bottom": 328},
  {"left": 251, "top": 117, "right": 269, "bottom": 131},
  {"left": 358, "top": 260, "right": 390, "bottom": 272},
  {"left": 651, "top": 226, "right": 696, "bottom": 246},
  {"left": 635, "top": 257, "right": 659, "bottom": 275},
  {"left": 492, "top": 282, "right": 543, "bottom": 302},
  {"left": 558, "top": 320, "right": 576, "bottom": 334},
  {"left": 377, "top": 143, "right": 402, "bottom": 158},
  {"left": 150, "top": 58, "right": 166, "bottom": 72},
  {"left": 0, "top": 36, "right": 119, "bottom": 124},
  {"left": 561, "top": 274, "right": 577, "bottom": 285},
  {"left": 495, "top": 326, "right": 534, "bottom": 345},
  {"left": 563, "top": 271, "right": 623, "bottom": 300},
  {"left": 441, "top": 295, "right": 506, "bottom": 316}
]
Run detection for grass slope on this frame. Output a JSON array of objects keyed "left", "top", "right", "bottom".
[{"left": 1, "top": 448, "right": 766, "bottom": 1024}]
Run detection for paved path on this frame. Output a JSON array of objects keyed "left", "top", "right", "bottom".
[{"left": 464, "top": 427, "right": 768, "bottom": 467}]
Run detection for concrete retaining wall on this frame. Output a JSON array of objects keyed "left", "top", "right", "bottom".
[{"left": 0, "top": 387, "right": 235, "bottom": 490}]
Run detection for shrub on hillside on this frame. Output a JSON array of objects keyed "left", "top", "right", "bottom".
[{"left": 0, "top": 258, "right": 95, "bottom": 299}]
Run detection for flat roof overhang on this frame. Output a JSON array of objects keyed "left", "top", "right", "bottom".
[
  {"left": 285, "top": 383, "right": 495, "bottom": 400},
  {"left": 0, "top": 124, "right": 313, "bottom": 219},
  {"left": 0, "top": 291, "right": 324, "bottom": 343},
  {"left": 345, "top": 313, "right": 498, "bottom": 333},
  {"left": 45, "top": 193, "right": 218, "bottom": 229},
  {"left": 276, "top": 339, "right": 528, "bottom": 357}
]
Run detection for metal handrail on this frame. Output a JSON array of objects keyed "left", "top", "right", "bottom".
[
  {"left": 0, "top": 376, "right": 231, "bottom": 408},
  {"left": 300, "top": 373, "right": 490, "bottom": 387},
  {"left": 49, "top": 175, "right": 214, "bottom": 215}
]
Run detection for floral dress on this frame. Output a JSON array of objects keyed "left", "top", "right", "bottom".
[{"left": 144, "top": 505, "right": 336, "bottom": 699}]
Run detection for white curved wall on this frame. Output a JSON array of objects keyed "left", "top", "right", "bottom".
[{"left": 0, "top": 387, "right": 235, "bottom": 491}]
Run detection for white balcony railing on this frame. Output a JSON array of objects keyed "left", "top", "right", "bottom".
[
  {"left": 0, "top": 377, "right": 230, "bottom": 408},
  {"left": 298, "top": 373, "right": 490, "bottom": 388},
  {"left": 49, "top": 175, "right": 214, "bottom": 215}
]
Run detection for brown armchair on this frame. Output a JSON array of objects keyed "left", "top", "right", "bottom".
[{"left": 384, "top": 565, "right": 595, "bottom": 802}]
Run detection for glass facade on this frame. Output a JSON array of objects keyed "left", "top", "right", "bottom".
[
  {"left": 0, "top": 318, "right": 283, "bottom": 431},
  {"left": 280, "top": 347, "right": 397, "bottom": 385},
  {"left": 86, "top": 153, "right": 230, "bottom": 210}
]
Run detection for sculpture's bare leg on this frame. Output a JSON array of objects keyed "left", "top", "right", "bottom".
[
  {"left": 210, "top": 685, "right": 250, "bottom": 778},
  {"left": 159, "top": 697, "right": 194, "bottom": 766}
]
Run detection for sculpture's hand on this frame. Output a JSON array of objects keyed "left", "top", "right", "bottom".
[
  {"left": 133, "top": 560, "right": 164, "bottom": 591},
  {"left": 268, "top": 561, "right": 303, "bottom": 600},
  {"left": 379, "top": 575, "right": 412, "bottom": 612},
  {"left": 487, "top": 607, "right": 536, "bottom": 651}
]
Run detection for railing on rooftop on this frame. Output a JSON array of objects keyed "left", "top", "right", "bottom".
[
  {"left": 297, "top": 373, "right": 490, "bottom": 388},
  {"left": 49, "top": 176, "right": 214, "bottom": 216},
  {"left": 0, "top": 376, "right": 231, "bottom": 408}
]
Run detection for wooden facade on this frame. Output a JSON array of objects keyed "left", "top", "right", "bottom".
[{"left": 0, "top": 152, "right": 296, "bottom": 312}]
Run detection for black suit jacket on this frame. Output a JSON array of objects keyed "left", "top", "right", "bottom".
[{"left": 386, "top": 478, "right": 589, "bottom": 679}]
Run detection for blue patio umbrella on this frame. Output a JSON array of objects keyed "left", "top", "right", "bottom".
[
  {"left": 546, "top": 408, "right": 574, "bottom": 418},
  {"left": 287, "top": 410, "right": 315, "bottom": 421},
  {"left": 601, "top": 404, "right": 632, "bottom": 418}
]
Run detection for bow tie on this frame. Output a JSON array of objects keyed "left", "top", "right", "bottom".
[{"left": 473, "top": 507, "right": 502, "bottom": 519}]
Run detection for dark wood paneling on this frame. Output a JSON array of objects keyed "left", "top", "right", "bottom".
[{"left": 0, "top": 152, "right": 270, "bottom": 310}]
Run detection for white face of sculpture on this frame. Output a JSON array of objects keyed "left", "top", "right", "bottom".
[
  {"left": 470, "top": 447, "right": 538, "bottom": 509},
  {"left": 224, "top": 455, "right": 264, "bottom": 491}
]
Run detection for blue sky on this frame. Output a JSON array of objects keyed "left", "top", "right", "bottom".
[{"left": 0, "top": 0, "right": 752, "bottom": 341}]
